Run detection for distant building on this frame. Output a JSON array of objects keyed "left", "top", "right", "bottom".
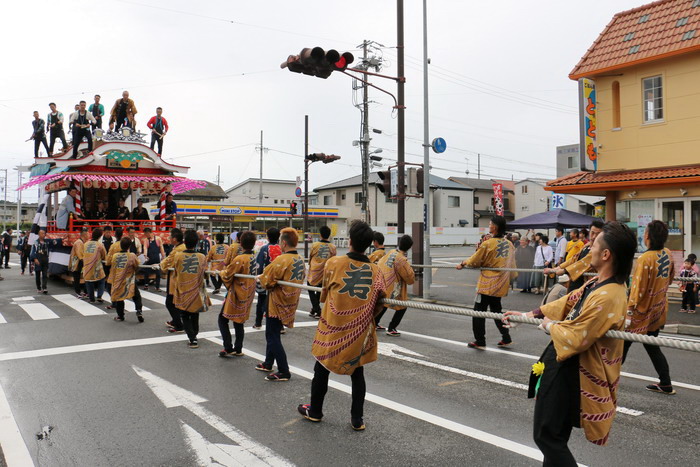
[
  {"left": 225, "top": 178, "right": 298, "bottom": 206},
  {"left": 448, "top": 177, "right": 514, "bottom": 228},
  {"left": 516, "top": 178, "right": 602, "bottom": 218},
  {"left": 0, "top": 202, "right": 39, "bottom": 229},
  {"left": 556, "top": 144, "right": 580, "bottom": 177}
]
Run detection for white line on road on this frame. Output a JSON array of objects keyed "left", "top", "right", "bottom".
[
  {"left": 206, "top": 337, "right": 548, "bottom": 465},
  {"left": 0, "top": 380, "right": 35, "bottom": 466},
  {"left": 397, "top": 329, "right": 700, "bottom": 392},
  {"left": 17, "top": 303, "right": 59, "bottom": 320},
  {"left": 53, "top": 294, "right": 106, "bottom": 316},
  {"left": 11, "top": 297, "right": 35, "bottom": 303},
  {"left": 139, "top": 290, "right": 166, "bottom": 305},
  {"left": 0, "top": 313, "right": 6, "bottom": 324}
]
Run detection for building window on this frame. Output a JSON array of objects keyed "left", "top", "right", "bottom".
[
  {"left": 567, "top": 156, "right": 574, "bottom": 169},
  {"left": 323, "top": 195, "right": 332, "bottom": 206},
  {"left": 448, "top": 196, "right": 460, "bottom": 208},
  {"left": 274, "top": 200, "right": 278, "bottom": 204},
  {"left": 642, "top": 75, "right": 663, "bottom": 122},
  {"left": 341, "top": 194, "right": 346, "bottom": 200},
  {"left": 474, "top": 196, "right": 479, "bottom": 205},
  {"left": 354, "top": 192, "right": 362, "bottom": 204},
  {"left": 504, "top": 198, "right": 510, "bottom": 211},
  {"left": 612, "top": 80, "right": 621, "bottom": 128},
  {"left": 522, "top": 205, "right": 529, "bottom": 211},
  {"left": 521, "top": 185, "right": 528, "bottom": 194}
]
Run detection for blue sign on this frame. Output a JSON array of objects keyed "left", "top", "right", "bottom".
[
  {"left": 431, "top": 137, "right": 447, "bottom": 154},
  {"left": 294, "top": 187, "right": 302, "bottom": 198},
  {"left": 551, "top": 193, "right": 566, "bottom": 210}
]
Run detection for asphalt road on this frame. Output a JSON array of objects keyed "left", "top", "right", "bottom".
[{"left": 0, "top": 250, "right": 698, "bottom": 466}]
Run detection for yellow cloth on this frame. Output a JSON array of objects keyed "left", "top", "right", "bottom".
[
  {"left": 224, "top": 242, "right": 241, "bottom": 266},
  {"left": 172, "top": 251, "right": 211, "bottom": 313},
  {"left": 160, "top": 243, "right": 186, "bottom": 295},
  {"left": 627, "top": 248, "right": 675, "bottom": 333},
  {"left": 565, "top": 240, "right": 584, "bottom": 263},
  {"left": 220, "top": 252, "right": 258, "bottom": 323},
  {"left": 541, "top": 280, "right": 627, "bottom": 446},
  {"left": 377, "top": 249, "right": 415, "bottom": 310},
  {"left": 258, "top": 251, "right": 305, "bottom": 327},
  {"left": 69, "top": 239, "right": 84, "bottom": 272},
  {"left": 106, "top": 241, "right": 121, "bottom": 285},
  {"left": 312, "top": 255, "right": 386, "bottom": 375},
  {"left": 109, "top": 251, "right": 139, "bottom": 301},
  {"left": 207, "top": 243, "right": 229, "bottom": 272},
  {"left": 82, "top": 240, "right": 106, "bottom": 282},
  {"left": 368, "top": 248, "right": 386, "bottom": 264},
  {"left": 463, "top": 237, "right": 515, "bottom": 297},
  {"left": 561, "top": 245, "right": 593, "bottom": 282},
  {"left": 307, "top": 240, "right": 337, "bottom": 286}
]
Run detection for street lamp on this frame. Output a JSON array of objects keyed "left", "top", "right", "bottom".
[{"left": 304, "top": 152, "right": 341, "bottom": 257}]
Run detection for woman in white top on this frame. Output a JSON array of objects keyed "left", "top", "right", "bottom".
[{"left": 531, "top": 234, "right": 554, "bottom": 293}]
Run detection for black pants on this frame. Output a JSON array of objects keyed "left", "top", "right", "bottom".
[
  {"left": 49, "top": 127, "right": 67, "bottom": 153},
  {"left": 166, "top": 293, "right": 183, "bottom": 330},
  {"left": 472, "top": 294, "right": 511, "bottom": 346},
  {"left": 254, "top": 292, "right": 267, "bottom": 326},
  {"left": 180, "top": 311, "right": 200, "bottom": 343},
  {"left": 622, "top": 329, "right": 672, "bottom": 386},
  {"left": 35, "top": 264, "right": 48, "bottom": 290},
  {"left": 73, "top": 261, "right": 84, "bottom": 295},
  {"left": 308, "top": 282, "right": 322, "bottom": 314},
  {"left": 211, "top": 275, "right": 223, "bottom": 291},
  {"left": 115, "top": 288, "right": 143, "bottom": 318},
  {"left": 21, "top": 254, "right": 30, "bottom": 273},
  {"left": 682, "top": 289, "right": 697, "bottom": 311},
  {"left": 145, "top": 267, "right": 161, "bottom": 289},
  {"left": 1, "top": 248, "right": 9, "bottom": 267},
  {"left": 91, "top": 118, "right": 102, "bottom": 130},
  {"left": 34, "top": 136, "right": 49, "bottom": 157},
  {"left": 150, "top": 133, "right": 163, "bottom": 154},
  {"left": 264, "top": 316, "right": 289, "bottom": 374},
  {"left": 376, "top": 307, "right": 407, "bottom": 330},
  {"left": 115, "top": 118, "right": 131, "bottom": 131},
  {"left": 310, "top": 361, "right": 365, "bottom": 420},
  {"left": 218, "top": 313, "right": 245, "bottom": 352},
  {"left": 72, "top": 127, "right": 93, "bottom": 157}
]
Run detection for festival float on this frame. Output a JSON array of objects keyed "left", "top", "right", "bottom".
[{"left": 18, "top": 128, "right": 205, "bottom": 275}]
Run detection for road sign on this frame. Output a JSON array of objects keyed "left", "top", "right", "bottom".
[
  {"left": 296, "top": 176, "right": 302, "bottom": 187},
  {"left": 390, "top": 169, "right": 398, "bottom": 197},
  {"left": 294, "top": 187, "right": 302, "bottom": 198},
  {"left": 431, "top": 137, "right": 447, "bottom": 154}
]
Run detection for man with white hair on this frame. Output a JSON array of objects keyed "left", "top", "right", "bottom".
[{"left": 109, "top": 90, "right": 138, "bottom": 131}]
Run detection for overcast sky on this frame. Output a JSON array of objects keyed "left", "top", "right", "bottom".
[{"left": 1, "top": 0, "right": 643, "bottom": 204}]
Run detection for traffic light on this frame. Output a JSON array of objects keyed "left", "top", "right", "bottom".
[
  {"left": 281, "top": 47, "right": 354, "bottom": 79},
  {"left": 289, "top": 201, "right": 297, "bottom": 217},
  {"left": 377, "top": 170, "right": 391, "bottom": 195},
  {"left": 306, "top": 153, "right": 341, "bottom": 164}
]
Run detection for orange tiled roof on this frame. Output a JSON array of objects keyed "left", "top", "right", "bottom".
[
  {"left": 545, "top": 164, "right": 700, "bottom": 191},
  {"left": 570, "top": 0, "right": 700, "bottom": 79}
]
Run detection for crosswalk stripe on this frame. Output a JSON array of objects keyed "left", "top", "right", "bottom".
[
  {"left": 53, "top": 294, "right": 106, "bottom": 316},
  {"left": 102, "top": 293, "right": 151, "bottom": 312},
  {"left": 140, "top": 290, "right": 165, "bottom": 305},
  {"left": 0, "top": 313, "right": 6, "bottom": 324},
  {"left": 17, "top": 303, "right": 60, "bottom": 320}
]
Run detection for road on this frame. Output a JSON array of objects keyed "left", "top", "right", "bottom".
[{"left": 0, "top": 250, "right": 698, "bottom": 466}]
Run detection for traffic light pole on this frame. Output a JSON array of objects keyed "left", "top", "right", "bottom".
[
  {"left": 421, "top": 0, "right": 432, "bottom": 298},
  {"left": 304, "top": 115, "right": 310, "bottom": 259},
  {"left": 361, "top": 41, "right": 370, "bottom": 223},
  {"left": 396, "top": 0, "right": 406, "bottom": 235}
]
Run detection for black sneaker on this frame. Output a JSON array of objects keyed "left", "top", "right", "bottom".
[
  {"left": 297, "top": 404, "right": 322, "bottom": 422},
  {"left": 467, "top": 341, "right": 486, "bottom": 350},
  {"left": 165, "top": 320, "right": 174, "bottom": 328},
  {"left": 167, "top": 328, "right": 185, "bottom": 334},
  {"left": 255, "top": 363, "right": 273, "bottom": 372},
  {"left": 113, "top": 316, "right": 125, "bottom": 322},
  {"left": 351, "top": 418, "right": 366, "bottom": 431},
  {"left": 265, "top": 372, "right": 291, "bottom": 381},
  {"left": 219, "top": 349, "right": 235, "bottom": 358},
  {"left": 188, "top": 340, "right": 199, "bottom": 349},
  {"left": 136, "top": 311, "right": 144, "bottom": 323},
  {"left": 646, "top": 384, "right": 676, "bottom": 395},
  {"left": 252, "top": 324, "right": 262, "bottom": 329}
]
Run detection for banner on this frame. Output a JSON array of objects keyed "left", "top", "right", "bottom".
[
  {"left": 492, "top": 183, "right": 504, "bottom": 216},
  {"left": 578, "top": 78, "right": 597, "bottom": 171},
  {"left": 551, "top": 193, "right": 566, "bottom": 210}
]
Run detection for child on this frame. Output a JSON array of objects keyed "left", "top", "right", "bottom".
[
  {"left": 307, "top": 225, "right": 336, "bottom": 318},
  {"left": 298, "top": 220, "right": 386, "bottom": 431},
  {"left": 255, "top": 227, "right": 304, "bottom": 381},
  {"left": 218, "top": 231, "right": 258, "bottom": 357},
  {"left": 109, "top": 237, "right": 144, "bottom": 322},
  {"left": 679, "top": 259, "right": 698, "bottom": 313}
]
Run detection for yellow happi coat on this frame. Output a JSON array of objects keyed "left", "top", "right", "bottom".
[
  {"left": 223, "top": 242, "right": 241, "bottom": 266},
  {"left": 565, "top": 239, "right": 584, "bottom": 263},
  {"left": 69, "top": 238, "right": 85, "bottom": 272},
  {"left": 307, "top": 240, "right": 337, "bottom": 286},
  {"left": 368, "top": 247, "right": 386, "bottom": 264},
  {"left": 258, "top": 251, "right": 305, "bottom": 327},
  {"left": 464, "top": 237, "right": 515, "bottom": 297},
  {"left": 220, "top": 252, "right": 258, "bottom": 323},
  {"left": 172, "top": 250, "right": 211, "bottom": 313},
  {"left": 109, "top": 251, "right": 139, "bottom": 301},
  {"left": 160, "top": 243, "right": 186, "bottom": 295},
  {"left": 207, "top": 243, "right": 229, "bottom": 272},
  {"left": 627, "top": 248, "right": 674, "bottom": 333},
  {"left": 312, "top": 254, "right": 386, "bottom": 375},
  {"left": 540, "top": 280, "right": 627, "bottom": 445},
  {"left": 561, "top": 244, "right": 593, "bottom": 282},
  {"left": 106, "top": 241, "right": 121, "bottom": 285},
  {"left": 377, "top": 249, "right": 415, "bottom": 310},
  {"left": 82, "top": 240, "right": 106, "bottom": 282}
]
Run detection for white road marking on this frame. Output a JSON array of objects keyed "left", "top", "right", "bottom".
[
  {"left": 134, "top": 366, "right": 292, "bottom": 466},
  {"left": 11, "top": 297, "right": 35, "bottom": 303},
  {"left": 0, "top": 313, "right": 6, "bottom": 324},
  {"left": 101, "top": 293, "right": 151, "bottom": 313},
  {"left": 17, "top": 303, "right": 59, "bottom": 320},
  {"left": 397, "top": 329, "right": 700, "bottom": 392},
  {"left": 53, "top": 294, "right": 106, "bottom": 316},
  {"left": 377, "top": 343, "right": 643, "bottom": 416},
  {"left": 181, "top": 422, "right": 269, "bottom": 467},
  {"left": 0, "top": 380, "right": 35, "bottom": 466},
  {"left": 140, "top": 290, "right": 223, "bottom": 306}
]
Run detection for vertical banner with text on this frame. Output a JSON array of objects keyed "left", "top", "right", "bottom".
[
  {"left": 492, "top": 183, "right": 504, "bottom": 216},
  {"left": 578, "top": 78, "right": 597, "bottom": 171}
]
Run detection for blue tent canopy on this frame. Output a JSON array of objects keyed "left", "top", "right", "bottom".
[{"left": 508, "top": 209, "right": 597, "bottom": 229}]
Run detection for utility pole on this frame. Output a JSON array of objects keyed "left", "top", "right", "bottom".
[
  {"left": 478, "top": 153, "right": 481, "bottom": 179},
  {"left": 397, "top": 0, "right": 406, "bottom": 235},
  {"left": 421, "top": 0, "right": 432, "bottom": 299},
  {"left": 16, "top": 169, "right": 22, "bottom": 232},
  {"left": 259, "top": 130, "right": 264, "bottom": 204},
  {"left": 1, "top": 169, "right": 7, "bottom": 231},
  {"left": 360, "top": 40, "right": 370, "bottom": 223},
  {"left": 216, "top": 165, "right": 221, "bottom": 187},
  {"left": 303, "top": 115, "right": 310, "bottom": 258}
]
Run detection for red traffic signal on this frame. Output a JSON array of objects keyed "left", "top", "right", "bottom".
[
  {"left": 377, "top": 170, "right": 391, "bottom": 195},
  {"left": 289, "top": 201, "right": 298, "bottom": 217},
  {"left": 281, "top": 48, "right": 354, "bottom": 79}
]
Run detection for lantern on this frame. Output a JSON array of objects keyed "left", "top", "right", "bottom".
[
  {"left": 121, "top": 181, "right": 130, "bottom": 190},
  {"left": 83, "top": 179, "right": 93, "bottom": 189}
]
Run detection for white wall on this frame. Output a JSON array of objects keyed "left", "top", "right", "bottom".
[
  {"left": 227, "top": 181, "right": 296, "bottom": 205},
  {"left": 515, "top": 180, "right": 549, "bottom": 219}
]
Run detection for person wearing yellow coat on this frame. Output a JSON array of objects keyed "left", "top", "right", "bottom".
[
  {"left": 457, "top": 215, "right": 515, "bottom": 349},
  {"left": 564, "top": 228, "right": 584, "bottom": 263},
  {"left": 207, "top": 233, "right": 230, "bottom": 294},
  {"left": 367, "top": 231, "right": 386, "bottom": 263},
  {"left": 307, "top": 225, "right": 337, "bottom": 319},
  {"left": 298, "top": 220, "right": 386, "bottom": 431},
  {"left": 82, "top": 228, "right": 107, "bottom": 303},
  {"left": 375, "top": 235, "right": 415, "bottom": 336},
  {"left": 161, "top": 228, "right": 186, "bottom": 333},
  {"left": 217, "top": 231, "right": 258, "bottom": 357},
  {"left": 546, "top": 220, "right": 604, "bottom": 292},
  {"left": 171, "top": 230, "right": 211, "bottom": 348},
  {"left": 256, "top": 227, "right": 305, "bottom": 381},
  {"left": 623, "top": 220, "right": 676, "bottom": 395},
  {"left": 505, "top": 221, "right": 636, "bottom": 465},
  {"left": 109, "top": 237, "right": 144, "bottom": 322},
  {"left": 69, "top": 229, "right": 89, "bottom": 297}
]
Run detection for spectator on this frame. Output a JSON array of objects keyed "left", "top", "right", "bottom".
[
  {"left": 30, "top": 111, "right": 50, "bottom": 157},
  {"left": 532, "top": 234, "right": 553, "bottom": 294},
  {"left": 47, "top": 102, "right": 67, "bottom": 155},
  {"left": 515, "top": 238, "right": 535, "bottom": 293},
  {"left": 17, "top": 230, "right": 33, "bottom": 275},
  {"left": 679, "top": 259, "right": 698, "bottom": 313},
  {"left": 109, "top": 90, "right": 138, "bottom": 131},
  {"left": 88, "top": 94, "right": 104, "bottom": 130},
  {"left": 1, "top": 228, "right": 13, "bottom": 268},
  {"left": 564, "top": 228, "right": 583, "bottom": 263},
  {"left": 131, "top": 198, "right": 150, "bottom": 229},
  {"left": 56, "top": 187, "right": 80, "bottom": 230},
  {"left": 553, "top": 227, "right": 568, "bottom": 266},
  {"left": 147, "top": 107, "right": 169, "bottom": 154},
  {"left": 30, "top": 230, "right": 59, "bottom": 294},
  {"left": 542, "top": 274, "right": 570, "bottom": 304},
  {"left": 579, "top": 228, "right": 589, "bottom": 245}
]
